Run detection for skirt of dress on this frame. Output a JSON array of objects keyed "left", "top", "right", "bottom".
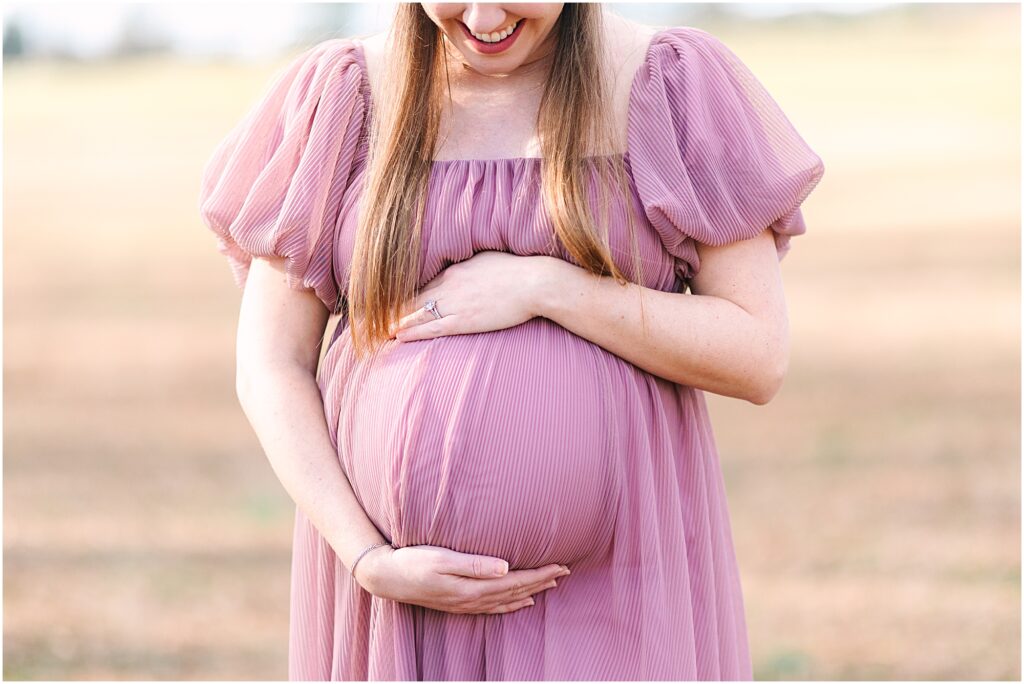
[{"left": 287, "top": 318, "right": 753, "bottom": 681}]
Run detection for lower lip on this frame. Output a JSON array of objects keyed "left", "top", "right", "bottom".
[{"left": 460, "top": 19, "right": 524, "bottom": 55}]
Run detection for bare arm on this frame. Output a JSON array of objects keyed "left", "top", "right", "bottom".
[
  {"left": 533, "top": 228, "right": 790, "bottom": 404},
  {"left": 233, "top": 257, "right": 391, "bottom": 579}
]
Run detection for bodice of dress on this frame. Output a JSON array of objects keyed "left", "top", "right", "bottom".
[
  {"left": 197, "top": 26, "right": 824, "bottom": 319},
  {"left": 332, "top": 43, "right": 680, "bottom": 305}
]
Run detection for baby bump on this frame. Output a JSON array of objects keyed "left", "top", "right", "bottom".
[{"left": 335, "top": 318, "right": 621, "bottom": 569}]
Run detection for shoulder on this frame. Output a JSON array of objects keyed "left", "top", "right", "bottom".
[
  {"left": 602, "top": 12, "right": 661, "bottom": 81},
  {"left": 601, "top": 13, "right": 733, "bottom": 69},
  {"left": 650, "top": 24, "right": 727, "bottom": 49},
  {"left": 286, "top": 35, "right": 363, "bottom": 67},
  {"left": 350, "top": 31, "right": 389, "bottom": 102},
  {"left": 627, "top": 23, "right": 760, "bottom": 116},
  {"left": 602, "top": 12, "right": 659, "bottom": 53},
  {"left": 278, "top": 36, "right": 367, "bottom": 93},
  {"left": 641, "top": 24, "right": 750, "bottom": 80},
  {"left": 357, "top": 29, "right": 389, "bottom": 59},
  {"left": 597, "top": 14, "right": 661, "bottom": 148},
  {"left": 601, "top": 17, "right": 735, "bottom": 130},
  {"left": 269, "top": 36, "right": 371, "bottom": 125}
]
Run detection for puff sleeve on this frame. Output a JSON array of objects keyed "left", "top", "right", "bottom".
[
  {"left": 198, "top": 38, "right": 367, "bottom": 312},
  {"left": 627, "top": 27, "right": 825, "bottom": 283}
]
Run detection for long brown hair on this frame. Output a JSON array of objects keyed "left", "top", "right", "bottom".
[{"left": 347, "top": 4, "right": 645, "bottom": 358}]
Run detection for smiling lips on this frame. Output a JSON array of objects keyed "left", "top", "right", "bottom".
[{"left": 459, "top": 18, "right": 525, "bottom": 54}]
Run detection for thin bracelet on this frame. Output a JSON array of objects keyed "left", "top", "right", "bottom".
[{"left": 350, "top": 540, "right": 393, "bottom": 580}]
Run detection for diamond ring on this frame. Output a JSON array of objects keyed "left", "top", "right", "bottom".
[{"left": 423, "top": 298, "right": 443, "bottom": 320}]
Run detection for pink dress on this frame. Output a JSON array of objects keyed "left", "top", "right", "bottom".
[{"left": 198, "top": 26, "right": 824, "bottom": 681}]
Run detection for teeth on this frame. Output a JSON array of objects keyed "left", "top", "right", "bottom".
[{"left": 470, "top": 21, "right": 518, "bottom": 43}]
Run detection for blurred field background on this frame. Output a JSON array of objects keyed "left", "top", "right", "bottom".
[{"left": 3, "top": 1, "right": 1020, "bottom": 680}]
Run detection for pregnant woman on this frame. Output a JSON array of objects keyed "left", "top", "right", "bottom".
[{"left": 198, "top": 2, "right": 824, "bottom": 680}]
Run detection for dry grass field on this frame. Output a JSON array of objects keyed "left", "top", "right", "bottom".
[{"left": 3, "top": 4, "right": 1020, "bottom": 680}]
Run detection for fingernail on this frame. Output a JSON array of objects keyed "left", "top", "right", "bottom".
[
  {"left": 559, "top": 567, "right": 571, "bottom": 576},
  {"left": 527, "top": 598, "right": 535, "bottom": 606},
  {"left": 495, "top": 561, "right": 509, "bottom": 576}
]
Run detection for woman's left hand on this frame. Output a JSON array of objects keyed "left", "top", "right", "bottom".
[{"left": 389, "top": 251, "right": 552, "bottom": 342}]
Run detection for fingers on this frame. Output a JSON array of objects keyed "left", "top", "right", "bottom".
[
  {"left": 398, "top": 305, "right": 433, "bottom": 330},
  {"left": 482, "top": 569, "right": 571, "bottom": 614},
  {"left": 485, "top": 566, "right": 568, "bottom": 603},
  {"left": 431, "top": 572, "right": 561, "bottom": 615},
  {"left": 488, "top": 564, "right": 569, "bottom": 596},
  {"left": 390, "top": 301, "right": 441, "bottom": 338},
  {"left": 427, "top": 550, "right": 572, "bottom": 614},
  {"left": 484, "top": 596, "right": 536, "bottom": 614},
  {"left": 437, "top": 552, "right": 510, "bottom": 579},
  {"left": 453, "top": 564, "right": 570, "bottom": 611},
  {"left": 496, "top": 572, "right": 561, "bottom": 602}
]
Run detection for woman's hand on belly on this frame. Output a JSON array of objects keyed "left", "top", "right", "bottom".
[
  {"left": 358, "top": 543, "right": 571, "bottom": 615},
  {"left": 389, "top": 250, "right": 548, "bottom": 342}
]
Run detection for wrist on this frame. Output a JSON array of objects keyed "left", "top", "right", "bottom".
[
  {"left": 529, "top": 256, "right": 574, "bottom": 320},
  {"left": 353, "top": 543, "right": 394, "bottom": 594}
]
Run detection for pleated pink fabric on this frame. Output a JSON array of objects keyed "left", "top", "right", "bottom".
[{"left": 199, "top": 25, "right": 824, "bottom": 681}]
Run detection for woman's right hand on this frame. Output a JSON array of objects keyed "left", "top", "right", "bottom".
[{"left": 355, "top": 544, "right": 571, "bottom": 614}]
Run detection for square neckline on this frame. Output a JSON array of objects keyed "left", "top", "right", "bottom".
[{"left": 349, "top": 26, "right": 673, "bottom": 166}]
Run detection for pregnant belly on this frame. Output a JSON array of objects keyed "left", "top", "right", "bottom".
[{"left": 330, "top": 317, "right": 624, "bottom": 570}]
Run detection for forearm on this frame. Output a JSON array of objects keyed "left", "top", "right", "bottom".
[
  {"left": 533, "top": 257, "right": 784, "bottom": 403},
  {"left": 236, "top": 363, "right": 388, "bottom": 570}
]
